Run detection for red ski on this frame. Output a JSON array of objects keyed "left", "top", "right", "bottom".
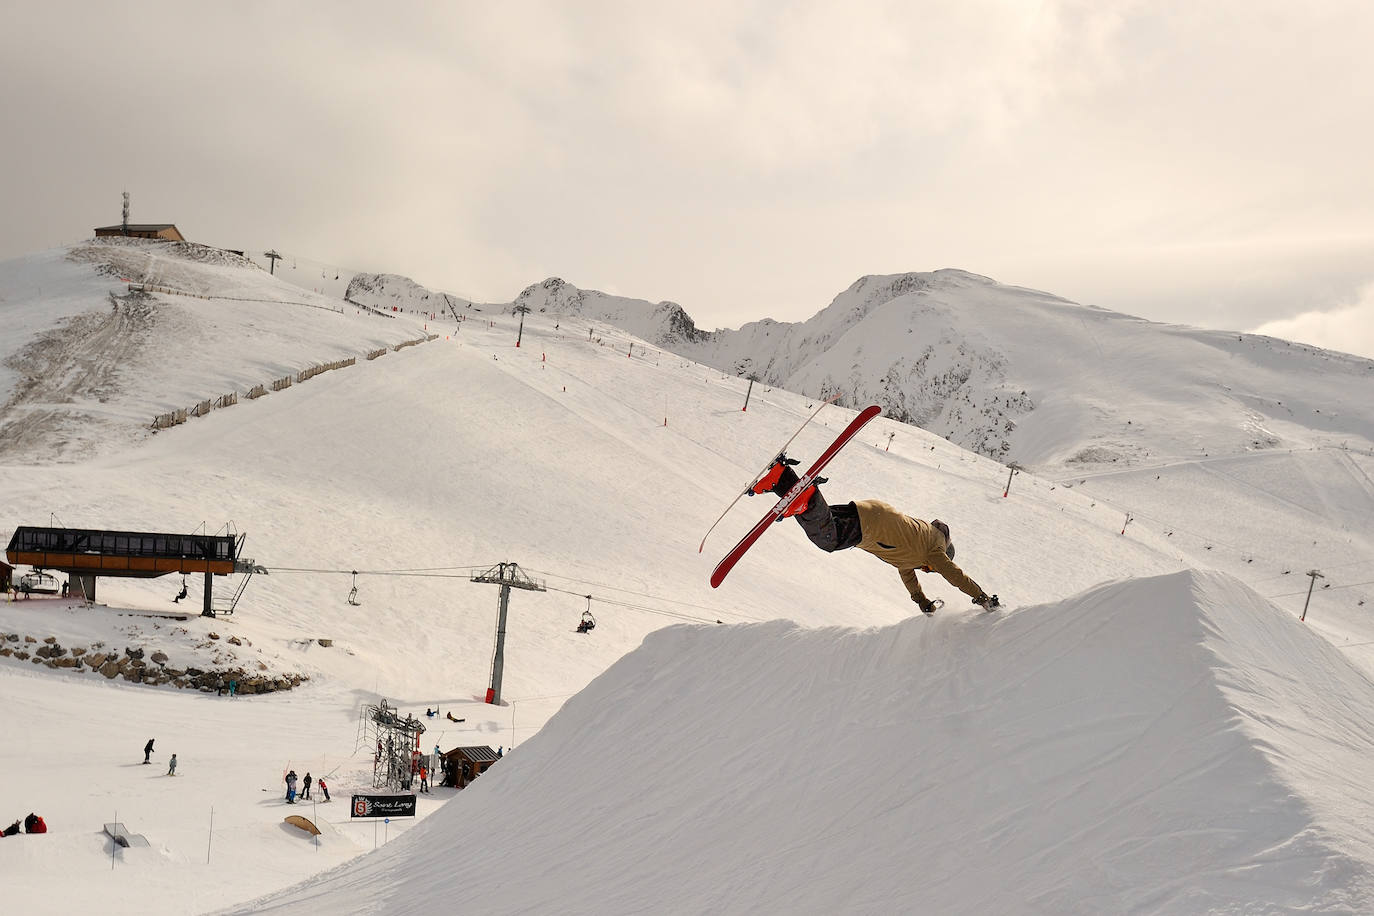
[
  {"left": 698, "top": 393, "right": 842, "bottom": 554},
  {"left": 710, "top": 405, "right": 881, "bottom": 588}
]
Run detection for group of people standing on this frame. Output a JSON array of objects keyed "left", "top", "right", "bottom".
[{"left": 285, "top": 770, "right": 329, "bottom": 804}]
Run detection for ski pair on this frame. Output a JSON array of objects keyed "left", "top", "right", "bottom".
[
  {"left": 710, "top": 404, "right": 882, "bottom": 588},
  {"left": 697, "top": 394, "right": 841, "bottom": 555}
]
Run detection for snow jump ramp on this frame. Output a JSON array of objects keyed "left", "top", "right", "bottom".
[{"left": 235, "top": 570, "right": 1374, "bottom": 914}]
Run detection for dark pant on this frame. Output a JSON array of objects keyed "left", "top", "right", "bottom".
[{"left": 794, "top": 490, "right": 863, "bottom": 552}]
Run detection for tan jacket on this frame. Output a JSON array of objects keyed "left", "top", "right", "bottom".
[{"left": 852, "top": 500, "right": 984, "bottom": 602}]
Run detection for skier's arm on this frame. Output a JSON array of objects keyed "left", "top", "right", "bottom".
[
  {"left": 899, "top": 568, "right": 927, "bottom": 602},
  {"left": 928, "top": 553, "right": 985, "bottom": 600}
]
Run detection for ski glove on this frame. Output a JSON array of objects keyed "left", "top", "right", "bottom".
[{"left": 914, "top": 595, "right": 936, "bottom": 614}]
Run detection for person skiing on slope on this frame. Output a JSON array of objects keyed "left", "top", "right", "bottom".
[
  {"left": 752, "top": 458, "right": 998, "bottom": 613},
  {"left": 143, "top": 738, "right": 155, "bottom": 764}
]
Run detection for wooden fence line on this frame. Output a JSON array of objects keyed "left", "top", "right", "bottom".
[{"left": 150, "top": 335, "right": 433, "bottom": 431}]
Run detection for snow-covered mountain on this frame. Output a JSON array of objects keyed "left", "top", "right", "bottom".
[
  {"left": 513, "top": 276, "right": 711, "bottom": 350},
  {"left": 4, "top": 239, "right": 1374, "bottom": 914},
  {"left": 395, "top": 268, "right": 1374, "bottom": 470},
  {"left": 345, "top": 272, "right": 473, "bottom": 316}
]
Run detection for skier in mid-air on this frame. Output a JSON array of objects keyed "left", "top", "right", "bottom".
[{"left": 752, "top": 457, "right": 999, "bottom": 613}]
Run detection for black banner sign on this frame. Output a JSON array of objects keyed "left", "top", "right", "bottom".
[{"left": 350, "top": 794, "right": 417, "bottom": 818}]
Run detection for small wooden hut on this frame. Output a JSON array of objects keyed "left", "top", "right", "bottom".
[{"left": 442, "top": 745, "right": 501, "bottom": 788}]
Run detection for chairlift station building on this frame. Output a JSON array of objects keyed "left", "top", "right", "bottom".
[{"left": 5, "top": 526, "right": 244, "bottom": 616}]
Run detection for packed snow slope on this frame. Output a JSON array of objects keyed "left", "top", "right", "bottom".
[
  {"left": 2, "top": 239, "right": 1373, "bottom": 913},
  {"left": 240, "top": 570, "right": 1374, "bottom": 915}
]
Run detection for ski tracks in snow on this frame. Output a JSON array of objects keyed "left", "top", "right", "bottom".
[{"left": 0, "top": 290, "right": 156, "bottom": 461}]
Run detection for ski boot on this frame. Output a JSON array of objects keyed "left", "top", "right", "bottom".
[{"left": 750, "top": 456, "right": 822, "bottom": 517}]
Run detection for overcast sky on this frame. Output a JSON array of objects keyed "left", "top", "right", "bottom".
[{"left": 4, "top": 1, "right": 1373, "bottom": 357}]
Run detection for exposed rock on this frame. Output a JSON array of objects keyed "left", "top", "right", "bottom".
[
  {"left": 99, "top": 661, "right": 119, "bottom": 677},
  {"left": 24, "top": 636, "right": 36, "bottom": 643},
  {"left": 49, "top": 645, "right": 66, "bottom": 658},
  {"left": 53, "top": 657, "right": 78, "bottom": 668},
  {"left": 35, "top": 645, "right": 52, "bottom": 658},
  {"left": 227, "top": 636, "right": 242, "bottom": 646},
  {"left": 317, "top": 638, "right": 333, "bottom": 648},
  {"left": 0, "top": 647, "right": 11, "bottom": 657},
  {"left": 151, "top": 650, "right": 168, "bottom": 664},
  {"left": 208, "top": 632, "right": 220, "bottom": 640},
  {"left": 86, "top": 653, "right": 107, "bottom": 668},
  {"left": 124, "top": 646, "right": 144, "bottom": 660},
  {"left": 43, "top": 636, "right": 57, "bottom": 644},
  {"left": 164, "top": 667, "right": 185, "bottom": 677},
  {"left": 14, "top": 651, "right": 30, "bottom": 661},
  {"left": 71, "top": 647, "right": 86, "bottom": 656}
]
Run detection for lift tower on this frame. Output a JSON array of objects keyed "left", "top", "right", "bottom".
[{"left": 470, "top": 562, "right": 545, "bottom": 705}]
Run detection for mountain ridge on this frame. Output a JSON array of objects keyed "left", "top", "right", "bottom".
[{"left": 351, "top": 267, "right": 1374, "bottom": 469}]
